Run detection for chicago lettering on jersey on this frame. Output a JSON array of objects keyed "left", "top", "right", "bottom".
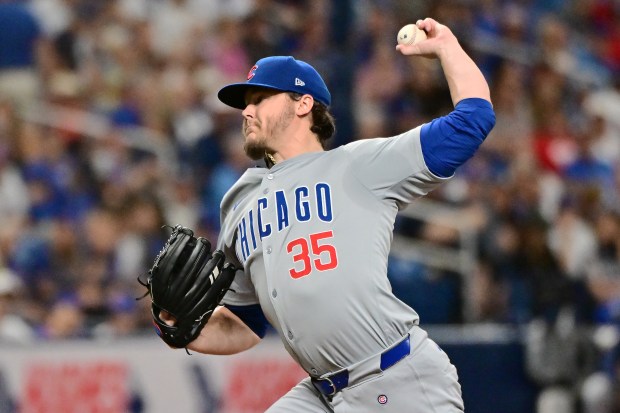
[{"left": 237, "top": 183, "right": 333, "bottom": 262}]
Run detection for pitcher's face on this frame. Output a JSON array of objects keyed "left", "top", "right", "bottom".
[{"left": 242, "top": 88, "right": 296, "bottom": 160}]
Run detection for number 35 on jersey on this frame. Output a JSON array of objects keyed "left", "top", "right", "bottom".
[{"left": 236, "top": 182, "right": 339, "bottom": 279}]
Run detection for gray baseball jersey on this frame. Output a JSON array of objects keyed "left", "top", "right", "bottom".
[{"left": 218, "top": 125, "right": 448, "bottom": 376}]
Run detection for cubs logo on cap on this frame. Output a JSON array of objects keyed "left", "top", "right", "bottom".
[
  {"left": 247, "top": 65, "right": 258, "bottom": 80},
  {"left": 218, "top": 56, "right": 331, "bottom": 110}
]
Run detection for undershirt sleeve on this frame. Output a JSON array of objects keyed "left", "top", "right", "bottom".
[
  {"left": 420, "top": 98, "right": 496, "bottom": 178},
  {"left": 224, "top": 304, "right": 270, "bottom": 338}
]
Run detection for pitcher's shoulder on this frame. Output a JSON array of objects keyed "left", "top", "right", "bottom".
[{"left": 220, "top": 168, "right": 265, "bottom": 214}]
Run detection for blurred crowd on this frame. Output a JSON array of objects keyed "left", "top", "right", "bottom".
[{"left": 0, "top": 0, "right": 619, "bottom": 411}]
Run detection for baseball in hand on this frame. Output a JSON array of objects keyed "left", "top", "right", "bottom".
[{"left": 397, "top": 24, "right": 427, "bottom": 46}]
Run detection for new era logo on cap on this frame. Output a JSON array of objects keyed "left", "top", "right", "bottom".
[{"left": 217, "top": 56, "right": 331, "bottom": 109}]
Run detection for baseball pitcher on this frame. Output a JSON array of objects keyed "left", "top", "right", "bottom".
[{"left": 142, "top": 18, "right": 495, "bottom": 412}]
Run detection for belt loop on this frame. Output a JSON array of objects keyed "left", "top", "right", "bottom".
[{"left": 323, "top": 376, "right": 337, "bottom": 397}]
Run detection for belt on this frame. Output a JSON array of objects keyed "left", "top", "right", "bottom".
[{"left": 311, "top": 334, "right": 411, "bottom": 397}]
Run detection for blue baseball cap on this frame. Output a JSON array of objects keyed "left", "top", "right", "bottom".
[{"left": 217, "top": 56, "right": 331, "bottom": 109}]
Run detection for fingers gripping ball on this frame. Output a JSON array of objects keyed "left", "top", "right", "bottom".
[
  {"left": 397, "top": 24, "right": 427, "bottom": 46},
  {"left": 144, "top": 225, "right": 237, "bottom": 348}
]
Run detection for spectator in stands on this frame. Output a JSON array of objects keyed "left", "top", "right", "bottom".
[
  {"left": 36, "top": 298, "right": 85, "bottom": 340},
  {"left": 0, "top": 267, "right": 34, "bottom": 344},
  {"left": 0, "top": 102, "right": 30, "bottom": 247},
  {"left": 0, "top": 0, "right": 45, "bottom": 111},
  {"left": 92, "top": 290, "right": 142, "bottom": 341}
]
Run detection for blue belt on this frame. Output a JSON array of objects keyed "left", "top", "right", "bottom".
[{"left": 311, "top": 334, "right": 411, "bottom": 397}]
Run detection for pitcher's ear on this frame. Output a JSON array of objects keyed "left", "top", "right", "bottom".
[{"left": 295, "top": 94, "right": 314, "bottom": 116}]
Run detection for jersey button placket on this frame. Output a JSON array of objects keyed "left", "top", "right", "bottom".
[
  {"left": 263, "top": 171, "right": 295, "bottom": 347},
  {"left": 261, "top": 173, "right": 280, "bottom": 340}
]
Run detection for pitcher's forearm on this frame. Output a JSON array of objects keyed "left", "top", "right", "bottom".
[
  {"left": 439, "top": 44, "right": 491, "bottom": 106},
  {"left": 187, "top": 306, "right": 261, "bottom": 355}
]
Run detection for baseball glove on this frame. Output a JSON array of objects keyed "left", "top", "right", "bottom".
[{"left": 141, "top": 225, "right": 236, "bottom": 348}]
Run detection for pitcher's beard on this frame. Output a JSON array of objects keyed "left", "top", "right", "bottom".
[
  {"left": 244, "top": 139, "right": 270, "bottom": 160},
  {"left": 242, "top": 103, "right": 295, "bottom": 161}
]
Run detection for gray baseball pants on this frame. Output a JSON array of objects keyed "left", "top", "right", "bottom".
[{"left": 266, "top": 325, "right": 464, "bottom": 412}]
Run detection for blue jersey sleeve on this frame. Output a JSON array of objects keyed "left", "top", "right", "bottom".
[
  {"left": 224, "top": 304, "right": 270, "bottom": 338},
  {"left": 420, "top": 98, "right": 495, "bottom": 178}
]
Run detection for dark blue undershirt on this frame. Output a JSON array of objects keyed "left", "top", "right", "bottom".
[
  {"left": 420, "top": 98, "right": 495, "bottom": 178},
  {"left": 225, "top": 304, "right": 270, "bottom": 338}
]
